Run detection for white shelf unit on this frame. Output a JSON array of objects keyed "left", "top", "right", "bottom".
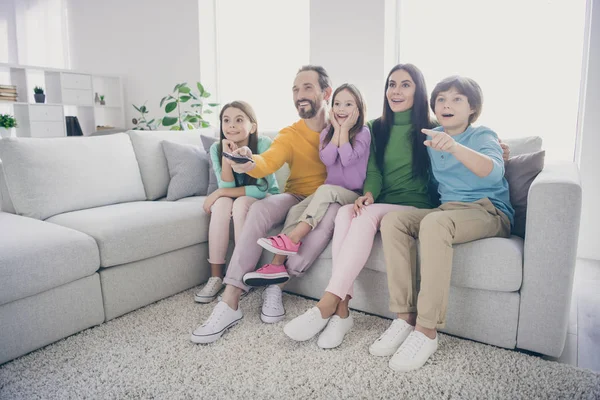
[{"left": 0, "top": 63, "right": 125, "bottom": 137}]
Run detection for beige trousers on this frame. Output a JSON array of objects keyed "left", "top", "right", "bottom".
[
  {"left": 282, "top": 184, "right": 359, "bottom": 234},
  {"left": 380, "top": 198, "right": 511, "bottom": 329}
]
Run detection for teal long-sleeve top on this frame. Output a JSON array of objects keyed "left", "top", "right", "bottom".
[{"left": 209, "top": 136, "right": 280, "bottom": 198}]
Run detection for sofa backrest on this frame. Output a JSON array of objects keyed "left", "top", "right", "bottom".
[
  {"left": 503, "top": 136, "right": 542, "bottom": 157},
  {"left": 128, "top": 128, "right": 217, "bottom": 200},
  {"left": 0, "top": 134, "right": 146, "bottom": 220}
]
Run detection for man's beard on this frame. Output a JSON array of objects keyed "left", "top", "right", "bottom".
[{"left": 296, "top": 99, "right": 318, "bottom": 119}]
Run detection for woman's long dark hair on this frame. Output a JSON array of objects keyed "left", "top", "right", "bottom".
[
  {"left": 373, "top": 64, "right": 433, "bottom": 179},
  {"left": 218, "top": 101, "right": 261, "bottom": 188},
  {"left": 322, "top": 84, "right": 366, "bottom": 149}
]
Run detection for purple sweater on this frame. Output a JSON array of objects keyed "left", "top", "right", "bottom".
[{"left": 319, "top": 125, "right": 371, "bottom": 192}]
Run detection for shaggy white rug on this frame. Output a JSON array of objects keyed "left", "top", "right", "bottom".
[{"left": 1, "top": 288, "right": 599, "bottom": 399}]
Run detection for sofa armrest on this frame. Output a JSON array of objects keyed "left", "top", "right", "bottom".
[
  {"left": 0, "top": 161, "right": 16, "bottom": 214},
  {"left": 517, "top": 161, "right": 582, "bottom": 356}
]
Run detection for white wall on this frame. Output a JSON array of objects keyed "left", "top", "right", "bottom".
[
  {"left": 577, "top": 0, "right": 600, "bottom": 260},
  {"left": 309, "top": 0, "right": 386, "bottom": 121},
  {"left": 66, "top": 0, "right": 201, "bottom": 129}
]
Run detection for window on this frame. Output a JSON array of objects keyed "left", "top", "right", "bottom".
[
  {"left": 392, "top": 0, "right": 587, "bottom": 161},
  {"left": 201, "top": 0, "right": 310, "bottom": 132}
]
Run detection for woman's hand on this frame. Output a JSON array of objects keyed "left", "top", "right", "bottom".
[
  {"left": 498, "top": 139, "right": 510, "bottom": 161},
  {"left": 353, "top": 192, "right": 374, "bottom": 217},
  {"left": 203, "top": 189, "right": 221, "bottom": 214}
]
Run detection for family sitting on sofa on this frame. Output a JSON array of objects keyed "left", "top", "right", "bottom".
[{"left": 190, "top": 63, "right": 513, "bottom": 373}]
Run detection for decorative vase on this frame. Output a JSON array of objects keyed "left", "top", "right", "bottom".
[
  {"left": 34, "top": 93, "right": 46, "bottom": 103},
  {"left": 100, "top": 99, "right": 106, "bottom": 106},
  {"left": 0, "top": 127, "right": 14, "bottom": 138}
]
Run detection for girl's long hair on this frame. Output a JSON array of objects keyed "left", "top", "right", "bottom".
[
  {"left": 218, "top": 101, "right": 260, "bottom": 187},
  {"left": 321, "top": 84, "right": 366, "bottom": 148},
  {"left": 372, "top": 63, "right": 433, "bottom": 179}
]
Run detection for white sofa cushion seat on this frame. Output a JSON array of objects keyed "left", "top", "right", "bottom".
[
  {"left": 0, "top": 134, "right": 146, "bottom": 220},
  {"left": 267, "top": 225, "right": 523, "bottom": 293},
  {"left": 0, "top": 212, "right": 100, "bottom": 306},
  {"left": 46, "top": 201, "right": 210, "bottom": 268}
]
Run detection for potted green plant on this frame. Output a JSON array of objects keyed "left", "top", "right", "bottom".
[
  {"left": 160, "top": 82, "right": 218, "bottom": 130},
  {"left": 33, "top": 86, "right": 45, "bottom": 103},
  {"left": 0, "top": 113, "right": 17, "bottom": 138},
  {"left": 132, "top": 102, "right": 158, "bottom": 130},
  {"left": 100, "top": 95, "right": 106, "bottom": 106}
]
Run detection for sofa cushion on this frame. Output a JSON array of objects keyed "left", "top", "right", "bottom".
[
  {"left": 200, "top": 134, "right": 219, "bottom": 195},
  {"left": 311, "top": 232, "right": 523, "bottom": 292},
  {"left": 0, "top": 212, "right": 100, "bottom": 306},
  {"left": 502, "top": 136, "right": 542, "bottom": 157},
  {"left": 46, "top": 201, "right": 210, "bottom": 268},
  {"left": 0, "top": 134, "right": 146, "bottom": 220},
  {"left": 129, "top": 128, "right": 216, "bottom": 200},
  {"left": 505, "top": 150, "right": 546, "bottom": 237},
  {"left": 161, "top": 141, "right": 210, "bottom": 201}
]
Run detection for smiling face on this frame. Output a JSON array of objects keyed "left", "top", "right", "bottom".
[
  {"left": 332, "top": 89, "right": 358, "bottom": 125},
  {"left": 433, "top": 87, "right": 474, "bottom": 134},
  {"left": 386, "top": 68, "right": 416, "bottom": 112},
  {"left": 220, "top": 106, "right": 256, "bottom": 145},
  {"left": 293, "top": 70, "right": 326, "bottom": 119}
]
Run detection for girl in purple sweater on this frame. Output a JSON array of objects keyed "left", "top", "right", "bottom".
[{"left": 243, "top": 84, "right": 371, "bottom": 286}]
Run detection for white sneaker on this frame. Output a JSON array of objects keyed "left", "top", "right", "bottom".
[
  {"left": 283, "top": 307, "right": 330, "bottom": 342},
  {"left": 369, "top": 319, "right": 414, "bottom": 357},
  {"left": 190, "top": 301, "right": 243, "bottom": 344},
  {"left": 261, "top": 285, "right": 285, "bottom": 323},
  {"left": 389, "top": 330, "right": 438, "bottom": 372},
  {"left": 317, "top": 314, "right": 354, "bottom": 349},
  {"left": 194, "top": 277, "right": 224, "bottom": 303}
]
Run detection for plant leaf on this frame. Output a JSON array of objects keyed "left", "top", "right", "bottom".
[
  {"left": 190, "top": 103, "right": 202, "bottom": 107},
  {"left": 180, "top": 95, "right": 191, "bottom": 103},
  {"left": 188, "top": 117, "right": 199, "bottom": 123},
  {"left": 147, "top": 119, "right": 155, "bottom": 125},
  {"left": 189, "top": 92, "right": 198, "bottom": 100},
  {"left": 187, "top": 123, "right": 195, "bottom": 130},
  {"left": 170, "top": 126, "right": 181, "bottom": 131},
  {"left": 201, "top": 121, "right": 211, "bottom": 128},
  {"left": 202, "top": 92, "right": 211, "bottom": 98},
  {"left": 165, "top": 101, "right": 178, "bottom": 113},
  {"left": 162, "top": 116, "right": 178, "bottom": 126},
  {"left": 140, "top": 106, "right": 147, "bottom": 113},
  {"left": 178, "top": 86, "right": 191, "bottom": 94},
  {"left": 207, "top": 103, "right": 219, "bottom": 107},
  {"left": 203, "top": 109, "right": 213, "bottom": 114},
  {"left": 197, "top": 82, "right": 205, "bottom": 95},
  {"left": 173, "top": 83, "right": 182, "bottom": 92},
  {"left": 133, "top": 104, "right": 141, "bottom": 113},
  {"left": 160, "top": 97, "right": 167, "bottom": 107}
]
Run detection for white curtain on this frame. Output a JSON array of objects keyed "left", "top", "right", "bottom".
[
  {"left": 14, "top": 0, "right": 69, "bottom": 68},
  {"left": 395, "top": 0, "right": 587, "bottom": 162}
]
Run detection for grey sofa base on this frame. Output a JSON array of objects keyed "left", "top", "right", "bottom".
[
  {"left": 0, "top": 274, "right": 105, "bottom": 365},
  {"left": 284, "top": 258, "right": 520, "bottom": 350},
  {"left": 100, "top": 243, "right": 210, "bottom": 321}
]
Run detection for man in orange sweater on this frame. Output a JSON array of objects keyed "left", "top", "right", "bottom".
[{"left": 191, "top": 65, "right": 339, "bottom": 344}]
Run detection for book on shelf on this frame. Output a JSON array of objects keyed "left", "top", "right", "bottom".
[{"left": 0, "top": 84, "right": 16, "bottom": 90}]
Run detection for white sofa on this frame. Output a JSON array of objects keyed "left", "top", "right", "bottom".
[{"left": 0, "top": 130, "right": 582, "bottom": 364}]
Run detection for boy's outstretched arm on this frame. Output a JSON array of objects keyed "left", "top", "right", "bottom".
[{"left": 422, "top": 128, "right": 496, "bottom": 178}]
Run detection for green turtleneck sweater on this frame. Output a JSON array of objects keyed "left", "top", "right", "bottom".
[{"left": 363, "top": 110, "right": 435, "bottom": 209}]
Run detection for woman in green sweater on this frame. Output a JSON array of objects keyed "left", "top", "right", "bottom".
[{"left": 283, "top": 64, "right": 437, "bottom": 348}]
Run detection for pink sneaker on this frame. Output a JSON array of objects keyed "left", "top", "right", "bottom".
[
  {"left": 257, "top": 234, "right": 301, "bottom": 256},
  {"left": 243, "top": 264, "right": 290, "bottom": 287}
]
